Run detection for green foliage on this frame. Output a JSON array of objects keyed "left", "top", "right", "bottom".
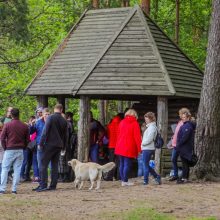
[{"left": 0, "top": 0, "right": 212, "bottom": 122}]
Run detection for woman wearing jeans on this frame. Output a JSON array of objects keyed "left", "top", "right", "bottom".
[
  {"left": 115, "top": 109, "right": 141, "bottom": 186},
  {"left": 141, "top": 112, "right": 161, "bottom": 185}
]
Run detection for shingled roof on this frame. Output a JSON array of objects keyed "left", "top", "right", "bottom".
[{"left": 25, "top": 5, "right": 203, "bottom": 98}]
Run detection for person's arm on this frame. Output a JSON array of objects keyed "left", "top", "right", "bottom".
[
  {"left": 141, "top": 126, "right": 156, "bottom": 146},
  {"left": 134, "top": 122, "right": 142, "bottom": 154},
  {"left": 1, "top": 125, "right": 7, "bottom": 150},
  {"left": 39, "top": 116, "right": 51, "bottom": 147},
  {"left": 176, "top": 126, "right": 192, "bottom": 148}
]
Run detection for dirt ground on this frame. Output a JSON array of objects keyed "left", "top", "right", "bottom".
[{"left": 0, "top": 177, "right": 219, "bottom": 220}]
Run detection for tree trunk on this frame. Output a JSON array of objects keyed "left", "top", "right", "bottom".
[
  {"left": 175, "top": 0, "right": 180, "bottom": 44},
  {"left": 154, "top": 0, "right": 158, "bottom": 21},
  {"left": 92, "top": 0, "right": 99, "bottom": 9},
  {"left": 141, "top": 0, "right": 150, "bottom": 15},
  {"left": 121, "top": 0, "right": 130, "bottom": 7},
  {"left": 194, "top": 0, "right": 220, "bottom": 180}
]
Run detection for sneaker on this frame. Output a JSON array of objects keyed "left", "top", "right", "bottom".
[
  {"left": 176, "top": 178, "right": 188, "bottom": 184},
  {"left": 36, "top": 187, "right": 48, "bottom": 192},
  {"left": 168, "top": 176, "right": 178, "bottom": 181},
  {"left": 32, "top": 177, "right": 40, "bottom": 183},
  {"left": 11, "top": 191, "right": 17, "bottom": 194},
  {"left": 121, "top": 181, "right": 134, "bottom": 186},
  {"left": 143, "top": 182, "right": 148, "bottom": 185},
  {"left": 155, "top": 176, "right": 162, "bottom": 185},
  {"left": 32, "top": 185, "right": 41, "bottom": 191}
]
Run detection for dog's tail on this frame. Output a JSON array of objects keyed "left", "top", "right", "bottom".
[{"left": 99, "top": 162, "right": 115, "bottom": 173}]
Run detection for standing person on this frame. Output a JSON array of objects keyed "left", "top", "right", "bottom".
[
  {"left": 115, "top": 109, "right": 142, "bottom": 186},
  {"left": 30, "top": 108, "right": 50, "bottom": 183},
  {"left": 35, "top": 104, "right": 68, "bottom": 192},
  {"left": 89, "top": 111, "right": 105, "bottom": 163},
  {"left": 0, "top": 122, "right": 4, "bottom": 183},
  {"left": 141, "top": 112, "right": 161, "bottom": 185},
  {"left": 106, "top": 113, "right": 123, "bottom": 181},
  {"left": 0, "top": 108, "right": 29, "bottom": 194},
  {"left": 169, "top": 108, "right": 190, "bottom": 181},
  {"left": 0, "top": 107, "right": 13, "bottom": 125},
  {"left": 176, "top": 112, "right": 195, "bottom": 184}
]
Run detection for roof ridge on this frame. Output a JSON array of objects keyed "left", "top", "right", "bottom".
[
  {"left": 24, "top": 9, "right": 89, "bottom": 94},
  {"left": 72, "top": 6, "right": 138, "bottom": 95},
  {"left": 136, "top": 7, "right": 176, "bottom": 95}
]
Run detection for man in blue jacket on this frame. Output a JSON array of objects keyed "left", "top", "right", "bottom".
[{"left": 35, "top": 104, "right": 68, "bottom": 192}]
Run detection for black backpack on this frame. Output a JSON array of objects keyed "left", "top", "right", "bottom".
[{"left": 154, "top": 131, "right": 164, "bottom": 149}]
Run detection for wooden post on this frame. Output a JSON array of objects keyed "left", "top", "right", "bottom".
[
  {"left": 78, "top": 96, "right": 90, "bottom": 162},
  {"left": 141, "top": 0, "right": 150, "bottom": 15},
  {"left": 99, "top": 100, "right": 105, "bottom": 125},
  {"left": 57, "top": 96, "right": 65, "bottom": 113},
  {"left": 37, "top": 96, "right": 48, "bottom": 108},
  {"left": 121, "top": 0, "right": 130, "bottom": 7},
  {"left": 156, "top": 96, "right": 168, "bottom": 174},
  {"left": 118, "top": 101, "right": 124, "bottom": 113}
]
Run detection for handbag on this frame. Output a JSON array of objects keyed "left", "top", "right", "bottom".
[{"left": 27, "top": 139, "right": 37, "bottom": 151}]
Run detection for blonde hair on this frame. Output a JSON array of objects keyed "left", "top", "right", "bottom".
[
  {"left": 179, "top": 107, "right": 190, "bottom": 116},
  {"left": 125, "top": 109, "right": 138, "bottom": 119},
  {"left": 144, "top": 112, "right": 156, "bottom": 122}
]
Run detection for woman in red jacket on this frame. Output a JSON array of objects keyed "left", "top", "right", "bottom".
[{"left": 115, "top": 109, "right": 142, "bottom": 186}]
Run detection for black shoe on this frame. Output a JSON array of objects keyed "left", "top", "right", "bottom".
[
  {"left": 47, "top": 187, "right": 56, "bottom": 191},
  {"left": 36, "top": 187, "right": 48, "bottom": 192},
  {"left": 169, "top": 176, "right": 178, "bottom": 181},
  {"left": 12, "top": 191, "right": 17, "bottom": 194},
  {"left": 32, "top": 185, "right": 41, "bottom": 191},
  {"left": 176, "top": 178, "right": 188, "bottom": 184}
]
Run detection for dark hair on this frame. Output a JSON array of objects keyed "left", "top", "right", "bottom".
[
  {"left": 11, "top": 108, "right": 19, "bottom": 118},
  {"left": 117, "top": 112, "right": 124, "bottom": 120},
  {"left": 144, "top": 112, "right": 156, "bottom": 122},
  {"left": 65, "top": 112, "right": 73, "bottom": 119},
  {"left": 30, "top": 115, "right": 35, "bottom": 120}
]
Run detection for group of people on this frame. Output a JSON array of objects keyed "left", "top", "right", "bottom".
[
  {"left": 0, "top": 104, "right": 75, "bottom": 194},
  {"left": 0, "top": 105, "right": 196, "bottom": 194}
]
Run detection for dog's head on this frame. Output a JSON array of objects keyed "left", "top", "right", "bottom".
[{"left": 68, "top": 159, "right": 79, "bottom": 170}]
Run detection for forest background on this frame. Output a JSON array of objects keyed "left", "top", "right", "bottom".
[{"left": 0, "top": 0, "right": 212, "bottom": 123}]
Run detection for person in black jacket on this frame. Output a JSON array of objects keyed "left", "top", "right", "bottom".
[
  {"left": 34, "top": 104, "right": 68, "bottom": 192},
  {"left": 176, "top": 112, "right": 195, "bottom": 184}
]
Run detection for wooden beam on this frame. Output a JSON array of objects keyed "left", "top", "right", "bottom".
[
  {"left": 57, "top": 96, "right": 65, "bottom": 113},
  {"left": 37, "top": 96, "right": 48, "bottom": 108},
  {"left": 99, "top": 100, "right": 105, "bottom": 125},
  {"left": 141, "top": 0, "right": 150, "bottom": 15},
  {"left": 77, "top": 96, "right": 90, "bottom": 162},
  {"left": 156, "top": 96, "right": 168, "bottom": 173}
]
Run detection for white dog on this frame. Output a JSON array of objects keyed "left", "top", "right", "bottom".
[{"left": 68, "top": 159, "right": 115, "bottom": 190}]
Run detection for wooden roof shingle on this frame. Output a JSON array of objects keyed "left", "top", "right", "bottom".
[{"left": 25, "top": 6, "right": 203, "bottom": 99}]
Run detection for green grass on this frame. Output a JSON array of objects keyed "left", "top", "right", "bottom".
[{"left": 99, "top": 207, "right": 217, "bottom": 220}]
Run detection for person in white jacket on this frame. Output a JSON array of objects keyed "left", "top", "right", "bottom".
[{"left": 141, "top": 112, "right": 161, "bottom": 185}]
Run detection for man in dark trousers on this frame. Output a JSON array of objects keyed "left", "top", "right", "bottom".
[
  {"left": 0, "top": 108, "right": 29, "bottom": 194},
  {"left": 35, "top": 104, "right": 68, "bottom": 192}
]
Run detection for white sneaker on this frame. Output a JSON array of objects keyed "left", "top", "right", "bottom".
[{"left": 121, "top": 181, "right": 134, "bottom": 186}]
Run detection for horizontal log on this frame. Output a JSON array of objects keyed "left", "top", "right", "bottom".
[
  {"left": 106, "top": 50, "right": 154, "bottom": 56},
  {"left": 112, "top": 42, "right": 151, "bottom": 47},
  {"left": 88, "top": 76, "right": 164, "bottom": 81},
  {"left": 97, "top": 63, "right": 161, "bottom": 68},
  {"left": 114, "top": 38, "right": 150, "bottom": 43},
  {"left": 109, "top": 46, "right": 153, "bottom": 51},
  {"left": 93, "top": 67, "right": 162, "bottom": 73},
  {"left": 86, "top": 8, "right": 130, "bottom": 15}
]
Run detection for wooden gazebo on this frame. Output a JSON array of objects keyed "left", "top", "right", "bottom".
[{"left": 25, "top": 6, "right": 203, "bottom": 175}]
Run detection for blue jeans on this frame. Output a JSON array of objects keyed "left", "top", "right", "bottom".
[
  {"left": 32, "top": 151, "right": 39, "bottom": 178},
  {"left": 119, "top": 156, "right": 132, "bottom": 182},
  {"left": 20, "top": 149, "right": 28, "bottom": 178},
  {"left": 142, "top": 150, "right": 158, "bottom": 183},
  {"left": 171, "top": 148, "right": 179, "bottom": 177},
  {"left": 0, "top": 163, "right": 2, "bottom": 183},
  {"left": 37, "top": 148, "right": 43, "bottom": 173},
  {"left": 0, "top": 150, "right": 23, "bottom": 192},
  {"left": 89, "top": 144, "right": 99, "bottom": 163},
  {"left": 137, "top": 153, "right": 144, "bottom": 177}
]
